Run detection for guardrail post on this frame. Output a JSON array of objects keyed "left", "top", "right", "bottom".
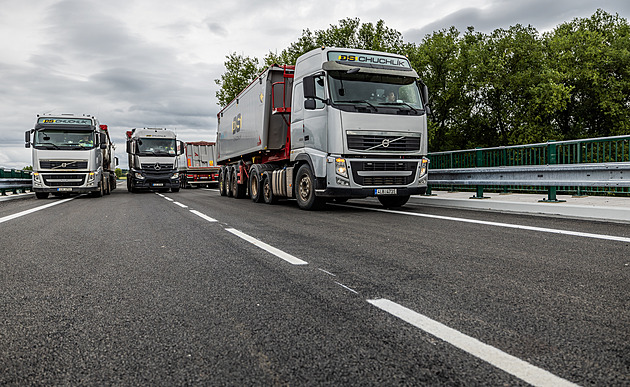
[
  {"left": 540, "top": 142, "right": 565, "bottom": 203},
  {"left": 471, "top": 149, "right": 488, "bottom": 199}
]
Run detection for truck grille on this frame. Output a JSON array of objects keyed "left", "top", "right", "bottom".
[
  {"left": 42, "top": 174, "right": 86, "bottom": 186},
  {"left": 141, "top": 163, "right": 174, "bottom": 171},
  {"left": 40, "top": 160, "right": 88, "bottom": 169},
  {"left": 350, "top": 161, "right": 417, "bottom": 186},
  {"left": 347, "top": 133, "right": 420, "bottom": 152}
]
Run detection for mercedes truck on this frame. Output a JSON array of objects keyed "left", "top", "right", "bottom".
[
  {"left": 216, "top": 47, "right": 430, "bottom": 210},
  {"left": 25, "top": 114, "right": 117, "bottom": 199},
  {"left": 126, "top": 127, "right": 183, "bottom": 193}
]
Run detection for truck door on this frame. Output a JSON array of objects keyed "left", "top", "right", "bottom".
[
  {"left": 290, "top": 81, "right": 305, "bottom": 150},
  {"left": 302, "top": 74, "right": 327, "bottom": 152}
]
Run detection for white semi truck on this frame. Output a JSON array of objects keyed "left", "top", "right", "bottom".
[
  {"left": 25, "top": 114, "right": 117, "bottom": 199},
  {"left": 217, "top": 47, "right": 430, "bottom": 210},
  {"left": 126, "top": 128, "right": 184, "bottom": 193}
]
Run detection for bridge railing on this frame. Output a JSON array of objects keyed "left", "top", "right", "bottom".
[
  {"left": 427, "top": 135, "right": 630, "bottom": 202},
  {"left": 0, "top": 169, "right": 32, "bottom": 195}
]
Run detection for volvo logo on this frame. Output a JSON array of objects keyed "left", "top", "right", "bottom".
[
  {"left": 61, "top": 162, "right": 68, "bottom": 168},
  {"left": 154, "top": 163, "right": 161, "bottom": 171},
  {"left": 381, "top": 139, "right": 390, "bottom": 148}
]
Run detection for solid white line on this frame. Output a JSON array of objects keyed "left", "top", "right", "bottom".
[
  {"left": 163, "top": 196, "right": 174, "bottom": 202},
  {"left": 0, "top": 196, "right": 77, "bottom": 224},
  {"left": 189, "top": 210, "right": 217, "bottom": 223},
  {"left": 225, "top": 227, "right": 308, "bottom": 265},
  {"left": 368, "top": 299, "right": 578, "bottom": 387},
  {"left": 335, "top": 281, "right": 358, "bottom": 294},
  {"left": 173, "top": 201, "right": 188, "bottom": 208},
  {"left": 343, "top": 204, "right": 630, "bottom": 243}
]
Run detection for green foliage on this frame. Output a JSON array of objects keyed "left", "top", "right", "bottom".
[
  {"left": 216, "top": 11, "right": 630, "bottom": 150},
  {"left": 214, "top": 52, "right": 261, "bottom": 107},
  {"left": 115, "top": 168, "right": 122, "bottom": 178},
  {"left": 22, "top": 165, "right": 33, "bottom": 171}
]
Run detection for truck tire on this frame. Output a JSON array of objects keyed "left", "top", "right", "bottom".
[
  {"left": 35, "top": 192, "right": 49, "bottom": 199},
  {"left": 295, "top": 164, "right": 324, "bottom": 210},
  {"left": 92, "top": 182, "right": 104, "bottom": 197},
  {"left": 262, "top": 173, "right": 277, "bottom": 204},
  {"left": 249, "top": 165, "right": 264, "bottom": 203},
  {"left": 219, "top": 167, "right": 227, "bottom": 196},
  {"left": 226, "top": 167, "right": 234, "bottom": 197},
  {"left": 378, "top": 195, "right": 410, "bottom": 208},
  {"left": 232, "top": 168, "right": 246, "bottom": 199},
  {"left": 104, "top": 178, "right": 111, "bottom": 195}
]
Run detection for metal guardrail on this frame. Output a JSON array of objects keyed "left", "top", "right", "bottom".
[
  {"left": 427, "top": 135, "right": 630, "bottom": 202},
  {"left": 0, "top": 169, "right": 32, "bottom": 195}
]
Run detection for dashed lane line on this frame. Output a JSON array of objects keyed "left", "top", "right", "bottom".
[
  {"left": 225, "top": 227, "right": 308, "bottom": 265},
  {"left": 368, "top": 299, "right": 579, "bottom": 387}
]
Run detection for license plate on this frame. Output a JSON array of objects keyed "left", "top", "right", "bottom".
[
  {"left": 152, "top": 183, "right": 164, "bottom": 187},
  {"left": 375, "top": 188, "right": 397, "bottom": 195},
  {"left": 57, "top": 187, "right": 72, "bottom": 192}
]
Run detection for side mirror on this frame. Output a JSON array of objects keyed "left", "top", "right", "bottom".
[
  {"left": 115, "top": 157, "right": 119, "bottom": 166},
  {"left": 126, "top": 140, "right": 133, "bottom": 154},
  {"left": 178, "top": 141, "right": 185, "bottom": 156},
  {"left": 25, "top": 130, "right": 31, "bottom": 148},
  {"left": 304, "top": 99, "right": 317, "bottom": 110},
  {"left": 100, "top": 133, "right": 107, "bottom": 149},
  {"left": 303, "top": 76, "right": 316, "bottom": 99}
]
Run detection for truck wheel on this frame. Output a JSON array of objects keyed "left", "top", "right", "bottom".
[
  {"left": 249, "top": 166, "right": 264, "bottom": 203},
  {"left": 35, "top": 192, "right": 49, "bottom": 199},
  {"left": 262, "top": 173, "right": 277, "bottom": 204},
  {"left": 295, "top": 164, "right": 324, "bottom": 210},
  {"left": 104, "top": 178, "right": 111, "bottom": 195},
  {"left": 219, "top": 168, "right": 227, "bottom": 196},
  {"left": 378, "top": 195, "right": 410, "bottom": 208},
  {"left": 92, "top": 182, "right": 104, "bottom": 197},
  {"left": 232, "top": 168, "right": 246, "bottom": 198},
  {"left": 226, "top": 168, "right": 234, "bottom": 197}
]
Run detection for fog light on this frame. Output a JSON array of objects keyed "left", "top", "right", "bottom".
[{"left": 336, "top": 177, "right": 349, "bottom": 186}]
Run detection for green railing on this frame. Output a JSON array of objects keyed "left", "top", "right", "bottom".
[
  {"left": 428, "top": 135, "right": 630, "bottom": 199},
  {"left": 0, "top": 169, "right": 32, "bottom": 195}
]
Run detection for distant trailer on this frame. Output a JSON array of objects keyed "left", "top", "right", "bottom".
[{"left": 180, "top": 141, "right": 220, "bottom": 188}]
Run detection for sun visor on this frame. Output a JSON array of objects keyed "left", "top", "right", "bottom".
[{"left": 322, "top": 61, "right": 419, "bottom": 78}]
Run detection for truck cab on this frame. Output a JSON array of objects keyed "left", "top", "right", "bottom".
[
  {"left": 25, "top": 114, "right": 117, "bottom": 199},
  {"left": 126, "top": 128, "right": 184, "bottom": 193}
]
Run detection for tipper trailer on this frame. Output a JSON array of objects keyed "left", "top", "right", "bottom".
[
  {"left": 179, "top": 141, "right": 220, "bottom": 188},
  {"left": 25, "top": 114, "right": 118, "bottom": 199},
  {"left": 216, "top": 47, "right": 430, "bottom": 210}
]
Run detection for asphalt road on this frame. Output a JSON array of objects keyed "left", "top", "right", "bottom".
[{"left": 1, "top": 184, "right": 628, "bottom": 386}]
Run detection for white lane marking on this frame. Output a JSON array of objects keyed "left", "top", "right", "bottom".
[
  {"left": 225, "top": 227, "right": 308, "bottom": 265},
  {"left": 343, "top": 204, "right": 630, "bottom": 244},
  {"left": 155, "top": 193, "right": 164, "bottom": 197},
  {"left": 163, "top": 196, "right": 174, "bottom": 202},
  {"left": 190, "top": 210, "right": 217, "bottom": 223},
  {"left": 318, "top": 268, "right": 337, "bottom": 277},
  {"left": 173, "top": 201, "right": 188, "bottom": 208},
  {"left": 368, "top": 299, "right": 578, "bottom": 387},
  {"left": 0, "top": 196, "right": 77, "bottom": 224},
  {"left": 335, "top": 282, "right": 358, "bottom": 294}
]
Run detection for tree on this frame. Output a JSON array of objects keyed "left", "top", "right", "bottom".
[
  {"left": 115, "top": 168, "right": 122, "bottom": 178},
  {"left": 22, "top": 165, "right": 33, "bottom": 171},
  {"left": 214, "top": 53, "right": 261, "bottom": 107}
]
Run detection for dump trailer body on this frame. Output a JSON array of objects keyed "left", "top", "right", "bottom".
[
  {"left": 217, "top": 65, "right": 292, "bottom": 163},
  {"left": 180, "top": 141, "right": 220, "bottom": 187}
]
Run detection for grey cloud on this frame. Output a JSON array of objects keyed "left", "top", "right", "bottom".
[{"left": 206, "top": 21, "right": 227, "bottom": 37}]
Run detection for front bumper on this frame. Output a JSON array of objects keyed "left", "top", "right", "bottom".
[
  {"left": 130, "top": 170, "right": 180, "bottom": 189},
  {"left": 316, "top": 186, "right": 426, "bottom": 198}
]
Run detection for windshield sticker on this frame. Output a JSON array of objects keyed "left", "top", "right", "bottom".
[
  {"left": 38, "top": 118, "right": 92, "bottom": 125},
  {"left": 328, "top": 52, "right": 411, "bottom": 68}
]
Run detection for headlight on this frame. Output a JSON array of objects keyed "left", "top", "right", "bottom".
[
  {"left": 419, "top": 158, "right": 429, "bottom": 176},
  {"left": 33, "top": 172, "right": 42, "bottom": 185},
  {"left": 134, "top": 172, "right": 144, "bottom": 179},
  {"left": 171, "top": 172, "right": 179, "bottom": 179},
  {"left": 87, "top": 172, "right": 96, "bottom": 183},
  {"left": 335, "top": 158, "right": 348, "bottom": 178}
]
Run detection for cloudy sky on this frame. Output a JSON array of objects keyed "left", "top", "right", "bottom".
[{"left": 1, "top": 0, "right": 628, "bottom": 169}]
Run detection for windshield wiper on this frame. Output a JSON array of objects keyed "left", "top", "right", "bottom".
[
  {"left": 36, "top": 142, "right": 61, "bottom": 149},
  {"left": 336, "top": 99, "right": 377, "bottom": 111},
  {"left": 381, "top": 102, "right": 419, "bottom": 114}
]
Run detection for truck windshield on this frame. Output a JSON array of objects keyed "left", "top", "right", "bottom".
[
  {"left": 137, "top": 138, "right": 177, "bottom": 156},
  {"left": 34, "top": 129, "right": 95, "bottom": 149},
  {"left": 328, "top": 72, "right": 424, "bottom": 114}
]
